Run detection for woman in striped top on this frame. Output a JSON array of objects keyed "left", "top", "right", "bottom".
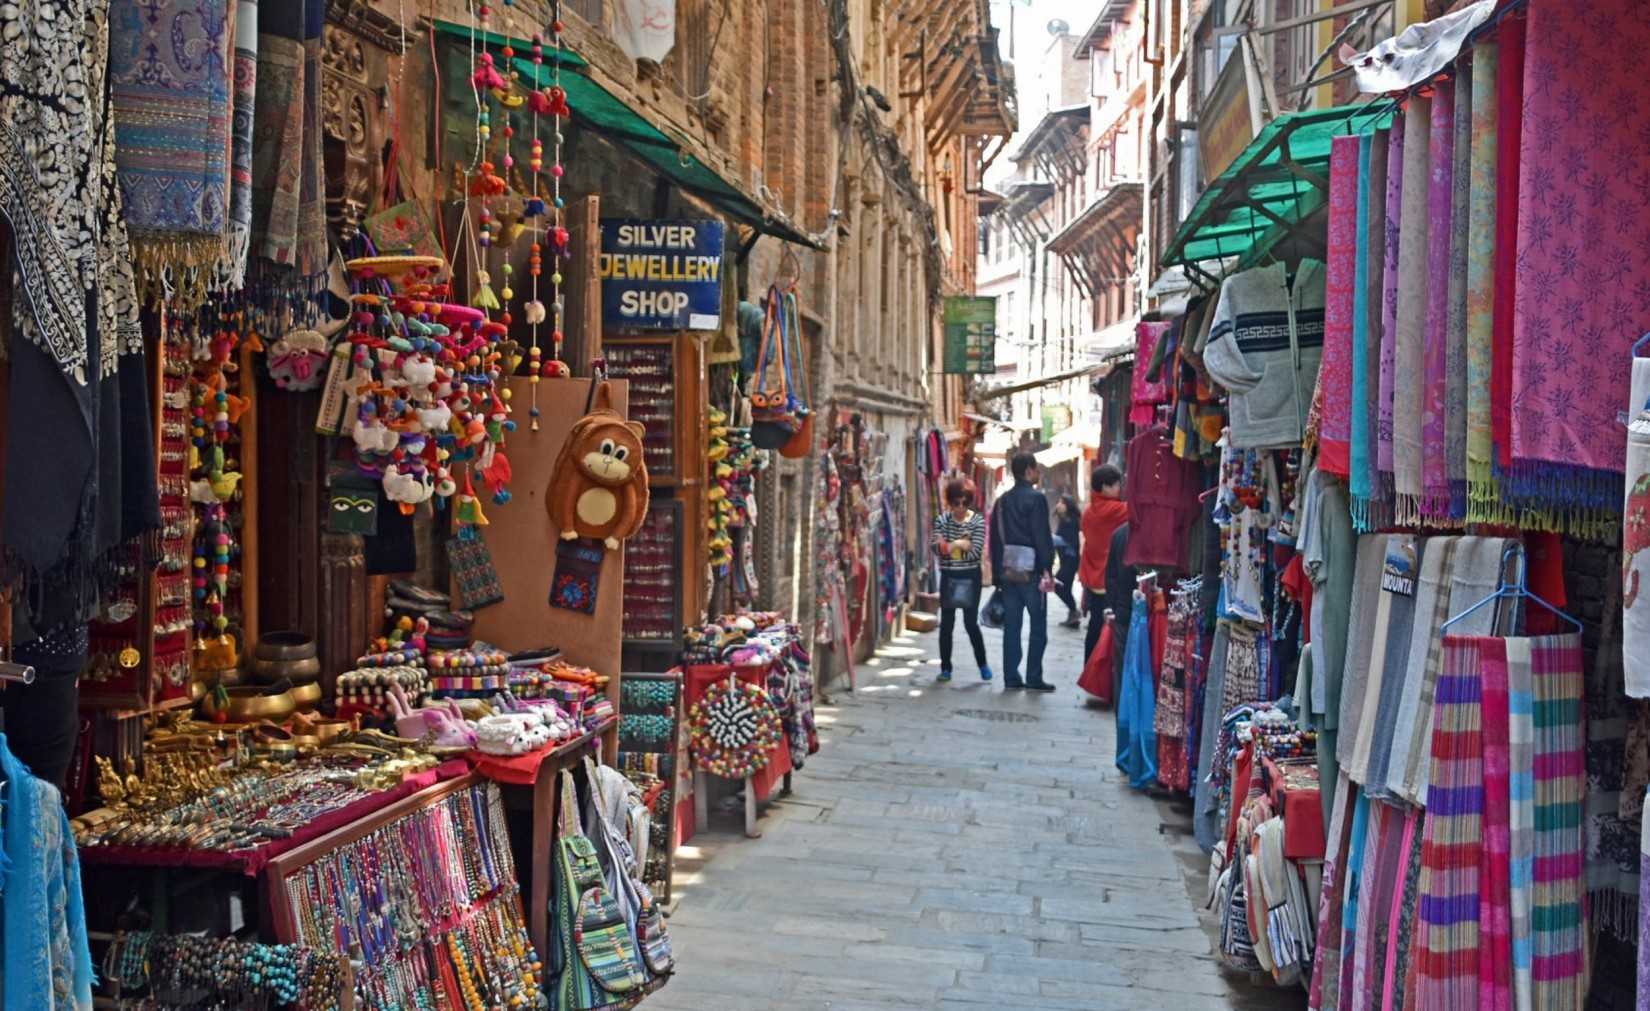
[{"left": 932, "top": 478, "right": 993, "bottom": 683}]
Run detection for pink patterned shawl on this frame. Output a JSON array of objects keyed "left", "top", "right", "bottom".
[
  {"left": 1421, "top": 80, "right": 1455, "bottom": 520},
  {"left": 1510, "top": 0, "right": 1650, "bottom": 499},
  {"left": 1130, "top": 322, "right": 1171, "bottom": 427},
  {"left": 1318, "top": 135, "right": 1361, "bottom": 478}
]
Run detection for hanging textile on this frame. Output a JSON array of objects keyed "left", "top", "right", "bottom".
[
  {"left": 0, "top": 0, "right": 157, "bottom": 632},
  {"left": 1377, "top": 113, "right": 1404, "bottom": 504},
  {"left": 1414, "top": 635, "right": 1487, "bottom": 1008},
  {"left": 1639, "top": 797, "right": 1650, "bottom": 1011},
  {"left": 1336, "top": 791, "right": 1371, "bottom": 1011},
  {"left": 1131, "top": 322, "right": 1171, "bottom": 427},
  {"left": 1350, "top": 131, "right": 1383, "bottom": 525},
  {"left": 1489, "top": 13, "right": 1522, "bottom": 477},
  {"left": 226, "top": 0, "right": 260, "bottom": 289},
  {"left": 0, "top": 734, "right": 96, "bottom": 1010},
  {"left": 1317, "top": 135, "right": 1362, "bottom": 478},
  {"left": 1420, "top": 81, "right": 1455, "bottom": 521},
  {"left": 109, "top": 0, "right": 234, "bottom": 301},
  {"left": 1116, "top": 592, "right": 1159, "bottom": 790},
  {"left": 1194, "top": 620, "right": 1233, "bottom": 854},
  {"left": 252, "top": 0, "right": 327, "bottom": 276},
  {"left": 1155, "top": 590, "right": 1196, "bottom": 793},
  {"left": 1464, "top": 42, "right": 1502, "bottom": 524},
  {"left": 1309, "top": 775, "right": 1357, "bottom": 1011},
  {"left": 1346, "top": 536, "right": 1426, "bottom": 788},
  {"left": 1445, "top": 65, "right": 1471, "bottom": 522},
  {"left": 1392, "top": 97, "right": 1432, "bottom": 526},
  {"left": 1509, "top": 0, "right": 1650, "bottom": 522},
  {"left": 1584, "top": 571, "right": 1639, "bottom": 940},
  {"left": 1527, "top": 635, "right": 1591, "bottom": 1007}
]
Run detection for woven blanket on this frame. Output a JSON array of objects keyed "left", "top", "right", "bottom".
[
  {"left": 1349, "top": 536, "right": 1425, "bottom": 789},
  {"left": 1445, "top": 64, "right": 1471, "bottom": 521},
  {"left": 1310, "top": 775, "right": 1356, "bottom": 1011},
  {"left": 1465, "top": 43, "right": 1502, "bottom": 524},
  {"left": 1385, "top": 536, "right": 1511, "bottom": 808},
  {"left": 1131, "top": 322, "right": 1171, "bottom": 426},
  {"left": 110, "top": 0, "right": 234, "bottom": 296},
  {"left": 1319, "top": 135, "right": 1361, "bottom": 478},
  {"left": 1377, "top": 112, "right": 1405, "bottom": 490},
  {"left": 1392, "top": 97, "right": 1431, "bottom": 525},
  {"left": 1524, "top": 634, "right": 1589, "bottom": 1008},
  {"left": 252, "top": 0, "right": 325, "bottom": 275},
  {"left": 1420, "top": 82, "right": 1454, "bottom": 521},
  {"left": 1511, "top": 0, "right": 1650, "bottom": 484},
  {"left": 1480, "top": 630, "right": 1513, "bottom": 1009},
  {"left": 1337, "top": 535, "right": 1389, "bottom": 774},
  {"left": 1415, "top": 636, "right": 1486, "bottom": 1009},
  {"left": 225, "top": 0, "right": 258, "bottom": 288}
]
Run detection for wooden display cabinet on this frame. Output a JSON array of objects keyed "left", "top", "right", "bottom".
[{"left": 604, "top": 335, "right": 707, "bottom": 669}]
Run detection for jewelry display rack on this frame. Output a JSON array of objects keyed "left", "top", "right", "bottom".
[{"left": 616, "top": 670, "right": 683, "bottom": 904}]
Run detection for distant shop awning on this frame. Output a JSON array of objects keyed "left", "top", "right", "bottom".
[
  {"left": 1048, "top": 182, "right": 1143, "bottom": 300},
  {"left": 432, "top": 21, "right": 819, "bottom": 249},
  {"left": 1159, "top": 104, "right": 1393, "bottom": 282},
  {"left": 975, "top": 363, "right": 1097, "bottom": 401},
  {"left": 1034, "top": 443, "right": 1085, "bottom": 468}
]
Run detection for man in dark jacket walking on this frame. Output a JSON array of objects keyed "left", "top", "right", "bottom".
[{"left": 989, "top": 451, "right": 1056, "bottom": 691}]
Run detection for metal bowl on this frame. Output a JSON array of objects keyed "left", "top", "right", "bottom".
[
  {"left": 289, "top": 680, "right": 323, "bottom": 712},
  {"left": 200, "top": 686, "right": 296, "bottom": 724},
  {"left": 248, "top": 654, "right": 323, "bottom": 685},
  {"left": 253, "top": 631, "right": 317, "bottom": 663}
]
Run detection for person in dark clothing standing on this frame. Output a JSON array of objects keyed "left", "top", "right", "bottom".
[
  {"left": 931, "top": 478, "right": 993, "bottom": 683},
  {"left": 989, "top": 451, "right": 1056, "bottom": 692},
  {"left": 1052, "top": 494, "right": 1081, "bottom": 628}
]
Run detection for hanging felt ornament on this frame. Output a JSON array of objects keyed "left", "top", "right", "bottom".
[
  {"left": 687, "top": 678, "right": 784, "bottom": 779},
  {"left": 456, "top": 470, "right": 490, "bottom": 526},
  {"left": 328, "top": 473, "right": 382, "bottom": 535}
]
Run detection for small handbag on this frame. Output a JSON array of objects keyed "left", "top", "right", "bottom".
[
  {"left": 978, "top": 589, "right": 1006, "bottom": 630},
  {"left": 750, "top": 284, "right": 811, "bottom": 450},
  {"left": 550, "top": 770, "right": 648, "bottom": 1006},
  {"left": 1077, "top": 618, "right": 1116, "bottom": 705},
  {"left": 999, "top": 544, "right": 1037, "bottom": 583},
  {"left": 940, "top": 573, "right": 980, "bottom": 612}
]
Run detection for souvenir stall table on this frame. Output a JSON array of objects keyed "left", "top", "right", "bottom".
[{"left": 679, "top": 612, "right": 816, "bottom": 838}]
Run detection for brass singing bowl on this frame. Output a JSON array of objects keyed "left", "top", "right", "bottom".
[
  {"left": 253, "top": 631, "right": 317, "bottom": 663},
  {"left": 200, "top": 686, "right": 296, "bottom": 724},
  {"left": 248, "top": 654, "right": 323, "bottom": 685},
  {"left": 289, "top": 680, "right": 323, "bottom": 712},
  {"left": 307, "top": 718, "right": 352, "bottom": 743}
]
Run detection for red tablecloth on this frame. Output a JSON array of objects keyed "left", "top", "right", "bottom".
[
  {"left": 79, "top": 759, "right": 469, "bottom": 876},
  {"left": 682, "top": 663, "right": 792, "bottom": 802}
]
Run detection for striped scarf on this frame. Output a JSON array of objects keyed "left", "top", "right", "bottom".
[
  {"left": 1416, "top": 636, "right": 1487, "bottom": 1008},
  {"left": 1525, "top": 635, "right": 1589, "bottom": 1007}
]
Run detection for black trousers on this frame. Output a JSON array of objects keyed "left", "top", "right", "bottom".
[
  {"left": 939, "top": 569, "right": 988, "bottom": 671},
  {"left": 1, "top": 626, "right": 87, "bottom": 790},
  {"left": 1084, "top": 589, "right": 1108, "bottom": 663},
  {"left": 1053, "top": 552, "right": 1079, "bottom": 613}
]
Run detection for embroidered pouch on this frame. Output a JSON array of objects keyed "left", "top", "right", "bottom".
[
  {"left": 551, "top": 538, "right": 604, "bottom": 614},
  {"left": 447, "top": 533, "right": 504, "bottom": 609}
]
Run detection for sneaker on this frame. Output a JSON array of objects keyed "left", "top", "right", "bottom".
[
  {"left": 1026, "top": 682, "right": 1056, "bottom": 693},
  {"left": 1003, "top": 681, "right": 1025, "bottom": 690},
  {"left": 936, "top": 669, "right": 953, "bottom": 682},
  {"left": 979, "top": 664, "right": 994, "bottom": 682}
]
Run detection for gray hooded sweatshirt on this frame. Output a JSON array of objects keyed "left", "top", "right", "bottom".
[{"left": 1202, "top": 260, "right": 1328, "bottom": 450}]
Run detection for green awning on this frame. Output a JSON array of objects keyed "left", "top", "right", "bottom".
[
  {"left": 1160, "top": 104, "right": 1394, "bottom": 279},
  {"left": 431, "top": 19, "right": 587, "bottom": 67},
  {"left": 430, "top": 20, "right": 817, "bottom": 248}
]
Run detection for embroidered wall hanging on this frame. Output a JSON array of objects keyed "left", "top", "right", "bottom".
[{"left": 687, "top": 679, "right": 783, "bottom": 779}]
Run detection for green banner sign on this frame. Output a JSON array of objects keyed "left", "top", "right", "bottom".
[{"left": 942, "top": 296, "right": 997, "bottom": 374}]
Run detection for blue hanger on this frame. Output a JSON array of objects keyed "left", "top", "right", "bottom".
[
  {"left": 1441, "top": 540, "right": 1581, "bottom": 635},
  {"left": 1634, "top": 331, "right": 1650, "bottom": 358}
]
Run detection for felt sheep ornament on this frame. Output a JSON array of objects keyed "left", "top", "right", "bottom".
[{"left": 546, "top": 381, "right": 650, "bottom": 549}]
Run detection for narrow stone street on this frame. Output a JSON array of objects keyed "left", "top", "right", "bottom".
[{"left": 645, "top": 614, "right": 1306, "bottom": 1011}]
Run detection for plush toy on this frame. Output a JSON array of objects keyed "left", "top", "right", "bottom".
[{"left": 545, "top": 381, "right": 650, "bottom": 549}]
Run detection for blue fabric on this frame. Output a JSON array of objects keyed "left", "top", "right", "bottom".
[
  {"left": 1116, "top": 598, "right": 1159, "bottom": 790},
  {"left": 1350, "top": 134, "right": 1375, "bottom": 504},
  {"left": 0, "top": 733, "right": 94, "bottom": 1010},
  {"left": 998, "top": 580, "right": 1048, "bottom": 687}
]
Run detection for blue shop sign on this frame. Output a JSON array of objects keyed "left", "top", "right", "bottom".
[{"left": 597, "top": 219, "right": 725, "bottom": 331}]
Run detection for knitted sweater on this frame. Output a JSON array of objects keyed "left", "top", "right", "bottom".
[
  {"left": 1203, "top": 260, "right": 1328, "bottom": 450},
  {"left": 932, "top": 510, "right": 986, "bottom": 572}
]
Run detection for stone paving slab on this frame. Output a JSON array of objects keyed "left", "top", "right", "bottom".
[{"left": 643, "top": 619, "right": 1304, "bottom": 1010}]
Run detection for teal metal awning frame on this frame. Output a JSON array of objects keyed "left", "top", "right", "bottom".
[{"left": 1160, "top": 103, "right": 1394, "bottom": 287}]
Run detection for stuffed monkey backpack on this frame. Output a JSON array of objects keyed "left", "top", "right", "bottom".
[{"left": 546, "top": 381, "right": 650, "bottom": 548}]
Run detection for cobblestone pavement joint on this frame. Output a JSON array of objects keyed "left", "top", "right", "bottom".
[{"left": 642, "top": 614, "right": 1305, "bottom": 1011}]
